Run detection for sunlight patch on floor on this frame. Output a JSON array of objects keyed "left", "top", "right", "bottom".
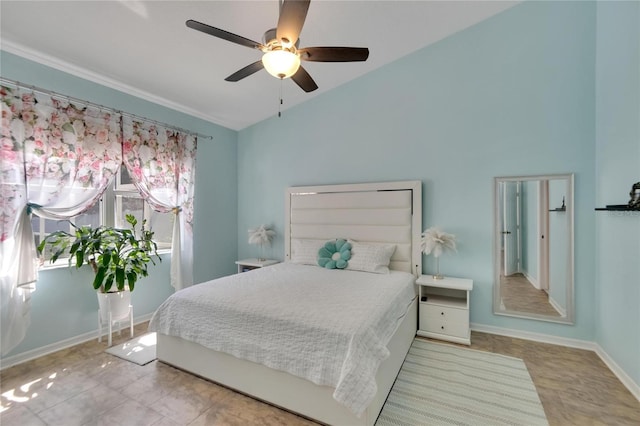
[{"left": 118, "top": 332, "right": 156, "bottom": 357}]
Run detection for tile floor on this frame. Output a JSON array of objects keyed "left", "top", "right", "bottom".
[{"left": 1, "top": 323, "right": 639, "bottom": 425}]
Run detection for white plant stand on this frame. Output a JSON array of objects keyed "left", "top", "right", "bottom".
[{"left": 97, "top": 290, "right": 133, "bottom": 347}]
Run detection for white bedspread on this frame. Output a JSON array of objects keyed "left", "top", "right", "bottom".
[{"left": 149, "top": 262, "right": 416, "bottom": 416}]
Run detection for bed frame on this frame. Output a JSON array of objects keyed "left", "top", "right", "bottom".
[{"left": 157, "top": 180, "right": 422, "bottom": 425}]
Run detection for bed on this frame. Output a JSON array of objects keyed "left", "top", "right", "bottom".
[{"left": 150, "top": 180, "right": 422, "bottom": 425}]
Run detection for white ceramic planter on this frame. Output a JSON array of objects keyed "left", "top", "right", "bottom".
[
  {"left": 97, "top": 290, "right": 131, "bottom": 322},
  {"left": 97, "top": 289, "right": 133, "bottom": 346}
]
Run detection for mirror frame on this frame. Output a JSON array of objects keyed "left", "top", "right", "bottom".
[{"left": 493, "top": 173, "right": 575, "bottom": 324}]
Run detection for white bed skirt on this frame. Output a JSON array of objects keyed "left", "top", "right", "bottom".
[{"left": 156, "top": 299, "right": 417, "bottom": 426}]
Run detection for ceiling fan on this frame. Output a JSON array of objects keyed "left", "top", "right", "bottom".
[{"left": 186, "top": 0, "right": 369, "bottom": 93}]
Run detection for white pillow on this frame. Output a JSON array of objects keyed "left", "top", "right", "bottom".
[
  {"left": 290, "top": 238, "right": 324, "bottom": 265},
  {"left": 347, "top": 241, "right": 396, "bottom": 274}
]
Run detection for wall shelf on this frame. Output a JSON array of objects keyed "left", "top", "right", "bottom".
[{"left": 595, "top": 205, "right": 640, "bottom": 212}]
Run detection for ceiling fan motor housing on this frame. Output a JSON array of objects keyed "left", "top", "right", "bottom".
[{"left": 262, "top": 28, "right": 300, "bottom": 50}]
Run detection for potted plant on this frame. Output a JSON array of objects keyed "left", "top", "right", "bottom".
[{"left": 37, "top": 214, "right": 161, "bottom": 344}]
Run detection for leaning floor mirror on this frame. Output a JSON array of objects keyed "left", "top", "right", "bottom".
[{"left": 493, "top": 174, "right": 574, "bottom": 324}]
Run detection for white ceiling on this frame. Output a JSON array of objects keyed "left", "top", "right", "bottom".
[{"left": 1, "top": 1, "right": 517, "bottom": 130}]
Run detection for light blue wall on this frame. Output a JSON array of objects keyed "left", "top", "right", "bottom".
[
  {"left": 238, "top": 1, "right": 596, "bottom": 340},
  {"left": 0, "top": 51, "right": 238, "bottom": 359},
  {"left": 594, "top": 1, "right": 640, "bottom": 385}
]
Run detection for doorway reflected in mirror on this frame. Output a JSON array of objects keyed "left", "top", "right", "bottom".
[{"left": 493, "top": 174, "right": 574, "bottom": 324}]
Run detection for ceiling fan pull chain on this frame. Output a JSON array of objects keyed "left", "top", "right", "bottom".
[{"left": 278, "top": 79, "right": 283, "bottom": 118}]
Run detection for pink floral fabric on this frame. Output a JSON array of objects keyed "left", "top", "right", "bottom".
[
  {"left": 1, "top": 85, "right": 121, "bottom": 243},
  {"left": 122, "top": 117, "right": 197, "bottom": 290},
  {"left": 1, "top": 84, "right": 121, "bottom": 355}
]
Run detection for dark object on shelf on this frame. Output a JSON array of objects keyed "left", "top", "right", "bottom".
[
  {"left": 421, "top": 296, "right": 428, "bottom": 302},
  {"left": 595, "top": 182, "right": 640, "bottom": 211},
  {"left": 630, "top": 182, "right": 640, "bottom": 209}
]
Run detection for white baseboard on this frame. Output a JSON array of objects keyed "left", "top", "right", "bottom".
[
  {"left": 0, "top": 313, "right": 154, "bottom": 370},
  {"left": 472, "top": 323, "right": 640, "bottom": 402},
  {"left": 522, "top": 271, "right": 541, "bottom": 290},
  {"left": 547, "top": 296, "right": 566, "bottom": 317},
  {"left": 594, "top": 343, "right": 640, "bottom": 402},
  {"left": 471, "top": 323, "right": 596, "bottom": 350}
]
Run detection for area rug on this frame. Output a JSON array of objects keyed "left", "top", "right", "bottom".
[
  {"left": 377, "top": 339, "right": 548, "bottom": 426},
  {"left": 105, "top": 332, "right": 157, "bottom": 366}
]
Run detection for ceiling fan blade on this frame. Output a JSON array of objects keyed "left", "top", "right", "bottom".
[
  {"left": 299, "top": 47, "right": 370, "bottom": 62},
  {"left": 186, "top": 19, "right": 263, "bottom": 50},
  {"left": 291, "top": 66, "right": 318, "bottom": 93},
  {"left": 225, "top": 61, "right": 265, "bottom": 82},
  {"left": 276, "top": 0, "right": 310, "bottom": 47}
]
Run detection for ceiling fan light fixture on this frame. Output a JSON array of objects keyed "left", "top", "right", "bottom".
[{"left": 262, "top": 50, "right": 300, "bottom": 79}]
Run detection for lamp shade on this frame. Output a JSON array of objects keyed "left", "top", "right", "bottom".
[{"left": 262, "top": 50, "right": 301, "bottom": 79}]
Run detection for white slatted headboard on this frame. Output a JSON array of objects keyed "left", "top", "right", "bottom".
[{"left": 285, "top": 181, "right": 422, "bottom": 276}]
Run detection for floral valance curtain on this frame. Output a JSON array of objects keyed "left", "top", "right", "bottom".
[
  {"left": 1, "top": 85, "right": 121, "bottom": 355},
  {"left": 122, "top": 117, "right": 197, "bottom": 291}
]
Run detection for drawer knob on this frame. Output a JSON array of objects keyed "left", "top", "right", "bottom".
[
  {"left": 440, "top": 312, "right": 444, "bottom": 316},
  {"left": 441, "top": 326, "right": 445, "bottom": 330}
]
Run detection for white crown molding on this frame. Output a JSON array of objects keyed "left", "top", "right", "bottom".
[
  {"left": 1, "top": 40, "right": 228, "bottom": 130},
  {"left": 472, "top": 323, "right": 639, "bottom": 402},
  {"left": 0, "top": 313, "right": 154, "bottom": 370}
]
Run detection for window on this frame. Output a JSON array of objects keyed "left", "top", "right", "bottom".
[
  {"left": 37, "top": 166, "right": 173, "bottom": 266},
  {"left": 112, "top": 168, "right": 174, "bottom": 251},
  {"left": 33, "top": 202, "right": 102, "bottom": 261}
]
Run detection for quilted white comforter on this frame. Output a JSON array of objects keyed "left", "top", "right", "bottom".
[{"left": 149, "top": 262, "right": 416, "bottom": 416}]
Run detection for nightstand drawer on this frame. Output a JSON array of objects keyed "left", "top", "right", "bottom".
[
  {"left": 421, "top": 304, "right": 468, "bottom": 324},
  {"left": 419, "top": 316, "right": 469, "bottom": 339}
]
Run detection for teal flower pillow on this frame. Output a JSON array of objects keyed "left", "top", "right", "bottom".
[{"left": 317, "top": 239, "right": 352, "bottom": 269}]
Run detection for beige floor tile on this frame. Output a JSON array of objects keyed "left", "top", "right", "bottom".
[
  {"left": 189, "top": 407, "right": 251, "bottom": 426},
  {"left": 213, "top": 392, "right": 314, "bottom": 426},
  {"left": 88, "top": 399, "right": 164, "bottom": 426},
  {"left": 65, "top": 351, "right": 128, "bottom": 378},
  {"left": 2, "top": 368, "right": 99, "bottom": 415},
  {"left": 0, "top": 404, "right": 46, "bottom": 426},
  {"left": 122, "top": 369, "right": 181, "bottom": 406},
  {"left": 92, "top": 358, "right": 156, "bottom": 390},
  {"left": 36, "top": 384, "right": 126, "bottom": 426},
  {"left": 149, "top": 387, "right": 219, "bottom": 425},
  {"left": 151, "top": 416, "right": 183, "bottom": 426}
]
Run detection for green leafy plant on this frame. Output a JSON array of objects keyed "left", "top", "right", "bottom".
[{"left": 37, "top": 214, "right": 161, "bottom": 293}]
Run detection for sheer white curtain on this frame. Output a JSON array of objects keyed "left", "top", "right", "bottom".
[
  {"left": 0, "top": 86, "right": 121, "bottom": 355},
  {"left": 122, "top": 117, "right": 197, "bottom": 291}
]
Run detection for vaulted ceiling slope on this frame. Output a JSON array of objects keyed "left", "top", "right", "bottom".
[{"left": 1, "top": 1, "right": 517, "bottom": 130}]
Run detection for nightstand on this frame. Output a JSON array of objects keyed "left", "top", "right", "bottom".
[
  {"left": 235, "top": 258, "right": 279, "bottom": 273},
  {"left": 416, "top": 275, "right": 473, "bottom": 345}
]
